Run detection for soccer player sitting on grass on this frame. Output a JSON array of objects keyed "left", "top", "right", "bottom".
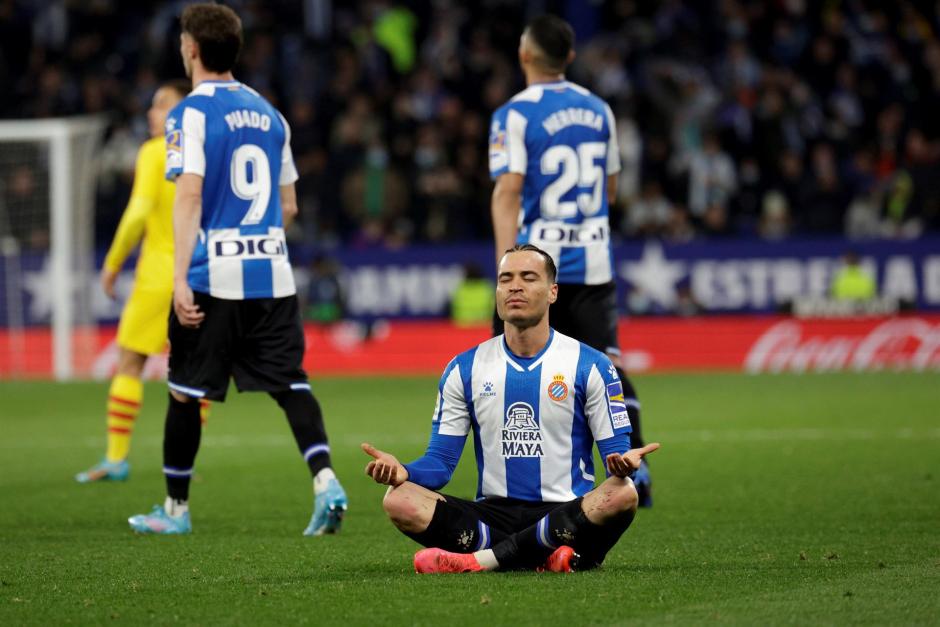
[
  {"left": 76, "top": 79, "right": 211, "bottom": 484},
  {"left": 362, "top": 245, "right": 660, "bottom": 573}
]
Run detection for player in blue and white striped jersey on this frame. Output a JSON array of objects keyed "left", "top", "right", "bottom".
[
  {"left": 128, "top": 3, "right": 345, "bottom": 538},
  {"left": 363, "top": 245, "right": 660, "bottom": 573},
  {"left": 489, "top": 15, "right": 653, "bottom": 506}
]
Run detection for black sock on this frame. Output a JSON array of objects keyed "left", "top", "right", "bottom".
[
  {"left": 270, "top": 389, "right": 332, "bottom": 476},
  {"left": 163, "top": 394, "right": 202, "bottom": 501},
  {"left": 617, "top": 369, "right": 644, "bottom": 448}
]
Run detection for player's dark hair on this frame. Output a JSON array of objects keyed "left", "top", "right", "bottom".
[
  {"left": 162, "top": 79, "right": 191, "bottom": 99},
  {"left": 504, "top": 244, "right": 558, "bottom": 283},
  {"left": 181, "top": 3, "right": 243, "bottom": 73},
  {"left": 525, "top": 15, "right": 575, "bottom": 72}
]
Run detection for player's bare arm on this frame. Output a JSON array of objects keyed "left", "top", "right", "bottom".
[
  {"left": 361, "top": 442, "right": 409, "bottom": 486},
  {"left": 605, "top": 442, "right": 661, "bottom": 478},
  {"left": 172, "top": 172, "right": 205, "bottom": 328},
  {"left": 491, "top": 172, "right": 524, "bottom": 265},
  {"left": 100, "top": 268, "right": 119, "bottom": 299},
  {"left": 280, "top": 183, "right": 298, "bottom": 227},
  {"left": 606, "top": 173, "right": 617, "bottom": 208}
]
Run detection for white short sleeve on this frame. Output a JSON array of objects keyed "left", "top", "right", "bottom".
[
  {"left": 506, "top": 108, "right": 528, "bottom": 175},
  {"left": 604, "top": 103, "right": 621, "bottom": 176},
  {"left": 181, "top": 107, "right": 206, "bottom": 177},
  {"left": 278, "top": 112, "right": 299, "bottom": 186}
]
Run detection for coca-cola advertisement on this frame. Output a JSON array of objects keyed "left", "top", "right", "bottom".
[{"left": 618, "top": 315, "right": 940, "bottom": 373}]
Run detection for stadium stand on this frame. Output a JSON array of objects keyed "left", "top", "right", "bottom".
[{"left": 3, "top": 0, "right": 940, "bottom": 250}]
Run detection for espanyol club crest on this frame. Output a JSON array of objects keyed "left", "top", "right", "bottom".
[{"left": 547, "top": 374, "right": 568, "bottom": 402}]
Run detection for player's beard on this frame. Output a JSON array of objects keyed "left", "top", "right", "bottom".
[{"left": 500, "top": 305, "right": 546, "bottom": 331}]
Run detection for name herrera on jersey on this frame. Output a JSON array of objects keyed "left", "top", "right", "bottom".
[
  {"left": 541, "top": 107, "right": 604, "bottom": 136},
  {"left": 224, "top": 110, "right": 272, "bottom": 132}
]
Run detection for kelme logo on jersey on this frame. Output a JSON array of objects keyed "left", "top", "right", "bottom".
[
  {"left": 502, "top": 402, "right": 543, "bottom": 458},
  {"left": 606, "top": 381, "right": 631, "bottom": 430},
  {"left": 547, "top": 374, "right": 568, "bottom": 402},
  {"left": 479, "top": 381, "right": 496, "bottom": 399}
]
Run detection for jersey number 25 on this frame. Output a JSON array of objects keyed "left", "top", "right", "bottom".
[
  {"left": 539, "top": 142, "right": 606, "bottom": 219},
  {"left": 231, "top": 144, "right": 271, "bottom": 225}
]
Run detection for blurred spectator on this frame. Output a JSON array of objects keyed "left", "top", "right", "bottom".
[
  {"left": 624, "top": 180, "right": 673, "bottom": 238},
  {"left": 683, "top": 132, "right": 737, "bottom": 235},
  {"left": 449, "top": 262, "right": 494, "bottom": 327},
  {"left": 303, "top": 255, "right": 345, "bottom": 324},
  {"left": 831, "top": 251, "right": 877, "bottom": 301},
  {"left": 758, "top": 190, "right": 792, "bottom": 241}
]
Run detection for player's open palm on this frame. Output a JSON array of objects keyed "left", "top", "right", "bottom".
[
  {"left": 362, "top": 442, "right": 408, "bottom": 486},
  {"left": 606, "top": 442, "right": 660, "bottom": 478}
]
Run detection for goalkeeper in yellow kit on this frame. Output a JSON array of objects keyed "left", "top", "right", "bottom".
[{"left": 76, "top": 80, "right": 208, "bottom": 482}]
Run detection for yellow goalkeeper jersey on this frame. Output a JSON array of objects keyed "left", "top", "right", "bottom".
[{"left": 103, "top": 137, "right": 175, "bottom": 291}]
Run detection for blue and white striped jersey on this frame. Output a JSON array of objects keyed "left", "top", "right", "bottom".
[
  {"left": 403, "top": 330, "right": 632, "bottom": 503},
  {"left": 165, "top": 80, "right": 299, "bottom": 300},
  {"left": 489, "top": 81, "right": 620, "bottom": 285}
]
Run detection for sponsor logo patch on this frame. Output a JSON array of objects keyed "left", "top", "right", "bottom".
[
  {"left": 502, "top": 401, "right": 543, "bottom": 458},
  {"left": 607, "top": 381, "right": 631, "bottom": 430},
  {"left": 489, "top": 122, "right": 508, "bottom": 170},
  {"left": 166, "top": 129, "right": 182, "bottom": 170}
]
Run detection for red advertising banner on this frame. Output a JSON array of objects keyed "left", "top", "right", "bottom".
[
  {"left": 2, "top": 315, "right": 939, "bottom": 379},
  {"left": 618, "top": 315, "right": 940, "bottom": 373}
]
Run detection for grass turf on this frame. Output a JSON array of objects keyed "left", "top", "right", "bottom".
[{"left": 0, "top": 372, "right": 938, "bottom": 625}]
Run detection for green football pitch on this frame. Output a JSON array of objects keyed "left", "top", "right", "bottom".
[{"left": 1, "top": 373, "right": 937, "bottom": 625}]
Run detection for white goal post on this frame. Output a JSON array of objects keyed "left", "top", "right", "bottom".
[{"left": 0, "top": 116, "right": 107, "bottom": 380}]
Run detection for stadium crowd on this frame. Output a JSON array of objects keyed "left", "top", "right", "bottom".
[{"left": 2, "top": 0, "right": 940, "bottom": 250}]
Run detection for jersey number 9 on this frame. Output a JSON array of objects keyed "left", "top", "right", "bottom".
[
  {"left": 539, "top": 142, "right": 606, "bottom": 219},
  {"left": 231, "top": 144, "right": 272, "bottom": 225}
]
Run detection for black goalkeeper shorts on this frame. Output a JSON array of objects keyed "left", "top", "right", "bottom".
[{"left": 167, "top": 291, "right": 309, "bottom": 402}]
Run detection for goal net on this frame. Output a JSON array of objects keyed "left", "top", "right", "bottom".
[{"left": 0, "top": 116, "right": 107, "bottom": 380}]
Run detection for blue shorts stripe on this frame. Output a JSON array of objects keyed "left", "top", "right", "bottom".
[
  {"left": 475, "top": 521, "right": 491, "bottom": 551},
  {"left": 290, "top": 382, "right": 311, "bottom": 391},
  {"left": 536, "top": 515, "right": 555, "bottom": 549},
  {"left": 168, "top": 381, "right": 206, "bottom": 398},
  {"left": 303, "top": 443, "right": 330, "bottom": 461},
  {"left": 163, "top": 466, "right": 193, "bottom": 477}
]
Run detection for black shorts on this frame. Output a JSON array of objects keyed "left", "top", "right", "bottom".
[
  {"left": 413, "top": 494, "right": 619, "bottom": 568},
  {"left": 493, "top": 282, "right": 620, "bottom": 355},
  {"left": 426, "top": 495, "right": 559, "bottom": 550},
  {"left": 167, "top": 292, "right": 308, "bottom": 402}
]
